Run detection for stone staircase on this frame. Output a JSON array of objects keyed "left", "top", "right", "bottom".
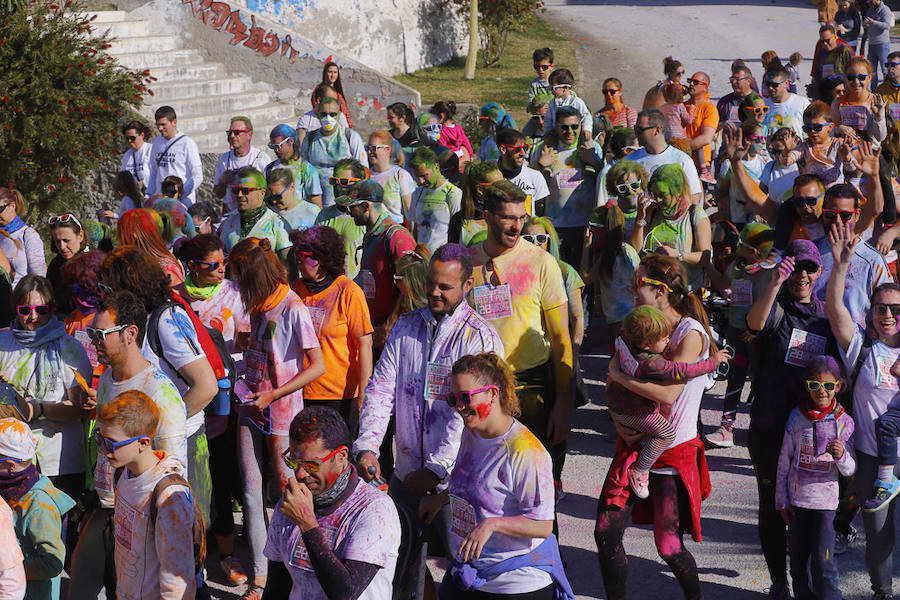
[{"left": 90, "top": 10, "right": 296, "bottom": 154}]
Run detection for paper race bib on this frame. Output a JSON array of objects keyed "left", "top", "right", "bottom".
[
  {"left": 307, "top": 306, "right": 327, "bottom": 336},
  {"left": 115, "top": 499, "right": 137, "bottom": 553},
  {"left": 449, "top": 494, "right": 477, "bottom": 539},
  {"left": 289, "top": 524, "right": 338, "bottom": 572},
  {"left": 840, "top": 104, "right": 868, "bottom": 131},
  {"left": 473, "top": 283, "right": 513, "bottom": 320},
  {"left": 74, "top": 329, "right": 98, "bottom": 367},
  {"left": 360, "top": 270, "right": 376, "bottom": 299},
  {"left": 94, "top": 458, "right": 113, "bottom": 495},
  {"left": 785, "top": 328, "right": 827, "bottom": 367},
  {"left": 731, "top": 279, "right": 753, "bottom": 307},
  {"left": 890, "top": 104, "right": 900, "bottom": 122},
  {"left": 875, "top": 353, "right": 900, "bottom": 391},
  {"left": 425, "top": 362, "right": 452, "bottom": 402},
  {"left": 798, "top": 432, "right": 833, "bottom": 473},
  {"left": 244, "top": 348, "right": 269, "bottom": 385},
  {"left": 558, "top": 167, "right": 583, "bottom": 190}
]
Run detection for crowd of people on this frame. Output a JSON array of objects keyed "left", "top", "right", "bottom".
[{"left": 2, "top": 4, "right": 900, "bottom": 599}]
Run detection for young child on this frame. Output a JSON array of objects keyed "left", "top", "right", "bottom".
[
  {"left": 608, "top": 305, "right": 730, "bottom": 497},
  {"left": 529, "top": 47, "right": 554, "bottom": 102},
  {"left": 786, "top": 52, "right": 803, "bottom": 94},
  {"left": 759, "top": 127, "right": 801, "bottom": 205},
  {"left": 0, "top": 418, "right": 74, "bottom": 600},
  {"left": 739, "top": 93, "right": 772, "bottom": 141},
  {"left": 775, "top": 357, "right": 855, "bottom": 600},
  {"left": 659, "top": 81, "right": 693, "bottom": 142},
  {"left": 715, "top": 121, "right": 769, "bottom": 227},
  {"left": 98, "top": 391, "right": 197, "bottom": 599},
  {"left": 544, "top": 68, "right": 593, "bottom": 137},
  {"left": 784, "top": 101, "right": 856, "bottom": 187}
]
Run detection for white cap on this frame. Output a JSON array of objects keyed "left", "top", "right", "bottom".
[{"left": 0, "top": 418, "right": 37, "bottom": 461}]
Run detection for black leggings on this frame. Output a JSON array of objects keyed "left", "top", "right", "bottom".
[
  {"left": 748, "top": 425, "right": 787, "bottom": 586},
  {"left": 595, "top": 473, "right": 702, "bottom": 600},
  {"left": 439, "top": 580, "right": 555, "bottom": 600},
  {"left": 208, "top": 419, "right": 242, "bottom": 537}
]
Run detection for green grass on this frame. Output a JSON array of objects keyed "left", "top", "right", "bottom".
[{"left": 395, "top": 16, "right": 575, "bottom": 128}]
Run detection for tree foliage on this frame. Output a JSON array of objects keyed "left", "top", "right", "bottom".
[
  {"left": 0, "top": 0, "right": 152, "bottom": 221},
  {"left": 448, "top": 0, "right": 545, "bottom": 68}
]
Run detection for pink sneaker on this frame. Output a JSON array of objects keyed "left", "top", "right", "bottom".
[
  {"left": 629, "top": 465, "right": 649, "bottom": 499},
  {"left": 699, "top": 165, "right": 716, "bottom": 185}
]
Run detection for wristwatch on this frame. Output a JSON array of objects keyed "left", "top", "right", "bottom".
[
  {"left": 678, "top": 251, "right": 684, "bottom": 262},
  {"left": 636, "top": 219, "right": 647, "bottom": 228}
]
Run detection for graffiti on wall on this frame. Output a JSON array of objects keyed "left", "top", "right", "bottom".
[{"left": 181, "top": 0, "right": 303, "bottom": 61}]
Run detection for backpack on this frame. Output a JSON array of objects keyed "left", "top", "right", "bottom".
[
  {"left": 147, "top": 291, "right": 236, "bottom": 415},
  {"left": 115, "top": 469, "right": 207, "bottom": 574}
]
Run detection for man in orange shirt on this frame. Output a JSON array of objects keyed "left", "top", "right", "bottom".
[{"left": 684, "top": 72, "right": 719, "bottom": 185}]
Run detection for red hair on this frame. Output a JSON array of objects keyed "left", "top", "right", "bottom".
[{"left": 117, "top": 209, "right": 177, "bottom": 267}]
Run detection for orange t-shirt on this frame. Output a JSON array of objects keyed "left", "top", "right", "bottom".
[
  {"left": 65, "top": 309, "right": 107, "bottom": 387},
  {"left": 685, "top": 96, "right": 719, "bottom": 166},
  {"left": 292, "top": 276, "right": 374, "bottom": 400}
]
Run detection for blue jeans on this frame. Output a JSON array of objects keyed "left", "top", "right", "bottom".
[
  {"left": 788, "top": 507, "right": 841, "bottom": 600},
  {"left": 869, "top": 43, "right": 891, "bottom": 90}
]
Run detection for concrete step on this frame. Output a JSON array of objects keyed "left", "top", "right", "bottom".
[
  {"left": 173, "top": 104, "right": 297, "bottom": 140},
  {"left": 85, "top": 10, "right": 128, "bottom": 23},
  {"left": 148, "top": 90, "right": 272, "bottom": 118},
  {"left": 107, "top": 34, "right": 180, "bottom": 54},
  {"left": 111, "top": 49, "right": 204, "bottom": 70},
  {"left": 149, "top": 76, "right": 254, "bottom": 101},
  {"left": 147, "top": 63, "right": 225, "bottom": 83},
  {"left": 91, "top": 19, "right": 153, "bottom": 39}
]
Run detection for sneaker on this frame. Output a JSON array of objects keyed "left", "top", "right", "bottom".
[
  {"left": 767, "top": 581, "right": 791, "bottom": 599},
  {"left": 699, "top": 166, "right": 717, "bottom": 185},
  {"left": 220, "top": 555, "right": 248, "bottom": 587},
  {"left": 706, "top": 425, "right": 734, "bottom": 448},
  {"left": 834, "top": 524, "right": 857, "bottom": 555},
  {"left": 864, "top": 476, "right": 900, "bottom": 512},
  {"left": 629, "top": 466, "right": 649, "bottom": 499}
]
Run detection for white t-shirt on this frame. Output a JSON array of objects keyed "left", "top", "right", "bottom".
[
  {"left": 215, "top": 147, "right": 272, "bottom": 212},
  {"left": 296, "top": 109, "right": 349, "bottom": 134},
  {"left": 764, "top": 93, "right": 811, "bottom": 138},
  {"left": 93, "top": 364, "right": 188, "bottom": 507},
  {"left": 371, "top": 166, "right": 416, "bottom": 224},
  {"left": 841, "top": 327, "right": 900, "bottom": 456},
  {"left": 447, "top": 419, "right": 554, "bottom": 594},
  {"left": 760, "top": 160, "right": 800, "bottom": 205},
  {"left": 0, "top": 328, "right": 90, "bottom": 476},
  {"left": 410, "top": 180, "right": 463, "bottom": 253},
  {"left": 121, "top": 143, "right": 153, "bottom": 191},
  {"left": 628, "top": 145, "right": 703, "bottom": 197},
  {"left": 141, "top": 305, "right": 208, "bottom": 437},
  {"left": 264, "top": 477, "right": 401, "bottom": 600},
  {"left": 147, "top": 133, "right": 203, "bottom": 207},
  {"left": 509, "top": 165, "right": 551, "bottom": 207}
]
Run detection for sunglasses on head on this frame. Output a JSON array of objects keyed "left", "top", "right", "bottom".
[
  {"left": 267, "top": 138, "right": 291, "bottom": 150},
  {"left": 558, "top": 123, "right": 580, "bottom": 132},
  {"left": 84, "top": 324, "right": 128, "bottom": 342},
  {"left": 793, "top": 260, "right": 820, "bottom": 274},
  {"left": 874, "top": 303, "right": 900, "bottom": 317},
  {"left": 806, "top": 380, "right": 838, "bottom": 392},
  {"left": 48, "top": 213, "right": 83, "bottom": 229},
  {"left": 534, "top": 64, "right": 552, "bottom": 71},
  {"left": 445, "top": 384, "right": 498, "bottom": 408},
  {"left": 522, "top": 233, "right": 550, "bottom": 245},
  {"left": 846, "top": 73, "right": 869, "bottom": 82},
  {"left": 793, "top": 193, "right": 824, "bottom": 206},
  {"left": 193, "top": 257, "right": 227, "bottom": 270},
  {"left": 94, "top": 429, "right": 149, "bottom": 455},
  {"left": 821, "top": 208, "right": 855, "bottom": 222},
  {"left": 500, "top": 143, "right": 530, "bottom": 153},
  {"left": 616, "top": 180, "right": 642, "bottom": 194},
  {"left": 225, "top": 129, "right": 250, "bottom": 136},
  {"left": 231, "top": 186, "right": 264, "bottom": 196},
  {"left": 328, "top": 176, "right": 361, "bottom": 186},
  {"left": 802, "top": 122, "right": 832, "bottom": 133},
  {"left": 282, "top": 446, "right": 345, "bottom": 473},
  {"left": 16, "top": 304, "right": 49, "bottom": 317}
]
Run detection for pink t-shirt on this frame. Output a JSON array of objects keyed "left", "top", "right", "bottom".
[
  {"left": 439, "top": 122, "right": 474, "bottom": 158},
  {"left": 660, "top": 102, "right": 692, "bottom": 141}
]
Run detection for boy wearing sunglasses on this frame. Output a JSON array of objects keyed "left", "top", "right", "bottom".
[
  {"left": 96, "top": 391, "right": 196, "bottom": 600},
  {"left": 0, "top": 418, "right": 73, "bottom": 600}
]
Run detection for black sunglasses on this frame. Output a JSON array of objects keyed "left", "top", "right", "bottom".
[
  {"left": 821, "top": 208, "right": 854, "bottom": 222},
  {"left": 874, "top": 303, "right": 900, "bottom": 317},
  {"left": 793, "top": 260, "right": 820, "bottom": 274},
  {"left": 802, "top": 122, "right": 831, "bottom": 133},
  {"left": 793, "top": 193, "right": 824, "bottom": 206}
]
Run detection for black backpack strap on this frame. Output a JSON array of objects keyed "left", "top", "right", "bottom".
[
  {"left": 147, "top": 302, "right": 188, "bottom": 385},
  {"left": 155, "top": 134, "right": 186, "bottom": 167},
  {"left": 850, "top": 336, "right": 875, "bottom": 386}
]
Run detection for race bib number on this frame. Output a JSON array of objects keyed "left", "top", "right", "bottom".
[
  {"left": 785, "top": 328, "right": 827, "bottom": 367},
  {"left": 473, "top": 283, "right": 513, "bottom": 320},
  {"left": 425, "top": 362, "right": 452, "bottom": 402},
  {"left": 244, "top": 348, "right": 269, "bottom": 385},
  {"left": 307, "top": 306, "right": 327, "bottom": 336},
  {"left": 94, "top": 457, "right": 113, "bottom": 495},
  {"left": 289, "top": 524, "right": 338, "bottom": 572},
  {"left": 115, "top": 499, "right": 137, "bottom": 553},
  {"left": 360, "top": 270, "right": 376, "bottom": 299},
  {"left": 839, "top": 105, "right": 867, "bottom": 131},
  {"left": 890, "top": 103, "right": 900, "bottom": 122},
  {"left": 449, "top": 494, "right": 477, "bottom": 539},
  {"left": 731, "top": 279, "right": 753, "bottom": 307},
  {"left": 74, "top": 329, "right": 98, "bottom": 367},
  {"left": 875, "top": 353, "right": 900, "bottom": 391},
  {"left": 558, "top": 167, "right": 582, "bottom": 190},
  {"left": 728, "top": 105, "right": 740, "bottom": 123},
  {"left": 798, "top": 432, "right": 833, "bottom": 473}
]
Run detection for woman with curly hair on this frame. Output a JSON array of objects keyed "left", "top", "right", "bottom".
[
  {"left": 117, "top": 208, "right": 184, "bottom": 286},
  {"left": 291, "top": 225, "right": 372, "bottom": 429},
  {"left": 60, "top": 250, "right": 107, "bottom": 383}
]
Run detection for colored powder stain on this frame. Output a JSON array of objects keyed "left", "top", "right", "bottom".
[
  {"left": 510, "top": 429, "right": 542, "bottom": 456},
  {"left": 264, "top": 320, "right": 277, "bottom": 340},
  {"left": 474, "top": 401, "right": 491, "bottom": 420},
  {"left": 505, "top": 261, "right": 539, "bottom": 296}
]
